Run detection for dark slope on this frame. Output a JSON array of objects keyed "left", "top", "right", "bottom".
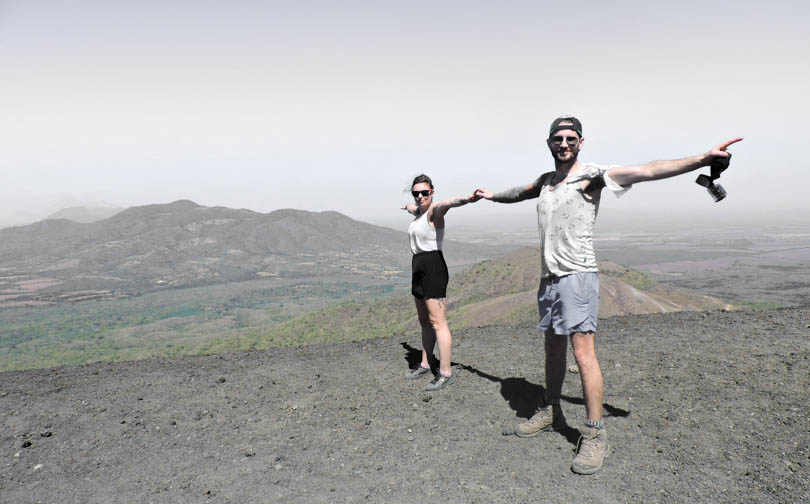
[{"left": 2, "top": 306, "right": 808, "bottom": 503}]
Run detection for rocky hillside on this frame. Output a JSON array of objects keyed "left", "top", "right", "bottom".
[{"left": 449, "top": 247, "right": 730, "bottom": 322}]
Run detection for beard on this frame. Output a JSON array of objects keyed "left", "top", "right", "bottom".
[{"left": 553, "top": 150, "right": 579, "bottom": 163}]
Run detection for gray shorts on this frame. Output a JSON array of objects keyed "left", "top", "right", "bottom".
[{"left": 537, "top": 272, "right": 599, "bottom": 335}]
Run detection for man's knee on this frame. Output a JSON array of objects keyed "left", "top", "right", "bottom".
[
  {"left": 571, "top": 332, "right": 597, "bottom": 364},
  {"left": 572, "top": 347, "right": 597, "bottom": 367}
]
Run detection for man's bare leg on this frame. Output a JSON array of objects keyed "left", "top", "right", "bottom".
[
  {"left": 509, "top": 328, "right": 567, "bottom": 436},
  {"left": 570, "top": 331, "right": 603, "bottom": 421},
  {"left": 570, "top": 331, "right": 609, "bottom": 475},
  {"left": 544, "top": 328, "right": 568, "bottom": 403}
]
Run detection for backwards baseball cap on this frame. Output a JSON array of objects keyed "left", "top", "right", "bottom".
[{"left": 549, "top": 116, "right": 583, "bottom": 138}]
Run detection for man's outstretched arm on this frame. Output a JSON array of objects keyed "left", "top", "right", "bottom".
[
  {"left": 475, "top": 176, "right": 543, "bottom": 203},
  {"left": 607, "top": 137, "right": 743, "bottom": 186}
]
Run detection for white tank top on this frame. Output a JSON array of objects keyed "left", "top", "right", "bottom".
[{"left": 408, "top": 210, "right": 444, "bottom": 254}]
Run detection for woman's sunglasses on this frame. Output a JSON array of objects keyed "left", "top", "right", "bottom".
[{"left": 411, "top": 190, "right": 433, "bottom": 198}]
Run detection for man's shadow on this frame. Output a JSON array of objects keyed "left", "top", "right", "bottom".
[
  {"left": 456, "top": 362, "right": 582, "bottom": 444},
  {"left": 402, "top": 342, "right": 630, "bottom": 446}
]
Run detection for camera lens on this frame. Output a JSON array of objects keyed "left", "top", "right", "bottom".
[{"left": 707, "top": 183, "right": 727, "bottom": 202}]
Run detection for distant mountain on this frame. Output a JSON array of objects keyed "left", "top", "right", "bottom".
[
  {"left": 46, "top": 206, "right": 123, "bottom": 223},
  {"left": 0, "top": 200, "right": 504, "bottom": 305},
  {"left": 240, "top": 246, "right": 731, "bottom": 348},
  {"left": 0, "top": 197, "right": 122, "bottom": 230}
]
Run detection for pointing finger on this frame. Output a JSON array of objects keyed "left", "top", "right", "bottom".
[{"left": 717, "top": 137, "right": 743, "bottom": 151}]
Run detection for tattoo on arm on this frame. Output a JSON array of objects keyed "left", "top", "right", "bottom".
[
  {"left": 492, "top": 179, "right": 542, "bottom": 203},
  {"left": 435, "top": 196, "right": 472, "bottom": 214}
]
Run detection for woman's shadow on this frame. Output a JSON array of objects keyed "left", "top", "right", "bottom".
[{"left": 401, "top": 342, "right": 630, "bottom": 446}]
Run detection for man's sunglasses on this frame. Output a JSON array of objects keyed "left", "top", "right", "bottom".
[
  {"left": 550, "top": 135, "right": 580, "bottom": 145},
  {"left": 411, "top": 190, "right": 433, "bottom": 198}
]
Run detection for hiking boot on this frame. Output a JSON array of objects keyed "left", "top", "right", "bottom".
[
  {"left": 571, "top": 424, "right": 609, "bottom": 475},
  {"left": 424, "top": 373, "right": 455, "bottom": 391},
  {"left": 404, "top": 365, "right": 431, "bottom": 380},
  {"left": 508, "top": 406, "right": 566, "bottom": 437}
]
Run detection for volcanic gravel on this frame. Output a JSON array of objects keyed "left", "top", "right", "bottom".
[{"left": 2, "top": 307, "right": 809, "bottom": 503}]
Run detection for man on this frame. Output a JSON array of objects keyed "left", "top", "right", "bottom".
[{"left": 474, "top": 116, "right": 741, "bottom": 475}]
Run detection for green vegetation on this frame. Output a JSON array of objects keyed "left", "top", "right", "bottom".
[
  {"left": 198, "top": 294, "right": 418, "bottom": 352},
  {"left": 733, "top": 300, "right": 784, "bottom": 310},
  {"left": 450, "top": 248, "right": 540, "bottom": 303},
  {"left": 599, "top": 262, "right": 656, "bottom": 290},
  {"left": 194, "top": 256, "right": 542, "bottom": 353},
  {"left": 0, "top": 278, "right": 403, "bottom": 372},
  {"left": 0, "top": 247, "right": 733, "bottom": 373}
]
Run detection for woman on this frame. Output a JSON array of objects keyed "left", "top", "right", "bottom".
[{"left": 401, "top": 174, "right": 479, "bottom": 391}]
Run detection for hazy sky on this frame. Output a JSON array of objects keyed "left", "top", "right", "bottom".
[{"left": 2, "top": 1, "right": 809, "bottom": 228}]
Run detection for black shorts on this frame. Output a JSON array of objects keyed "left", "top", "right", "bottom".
[{"left": 411, "top": 250, "right": 448, "bottom": 299}]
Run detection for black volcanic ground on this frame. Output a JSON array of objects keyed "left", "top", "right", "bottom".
[{"left": 2, "top": 307, "right": 808, "bottom": 503}]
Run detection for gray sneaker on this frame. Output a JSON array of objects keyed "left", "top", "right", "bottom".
[
  {"left": 507, "top": 406, "right": 566, "bottom": 437},
  {"left": 405, "top": 366, "right": 431, "bottom": 380},
  {"left": 571, "top": 424, "right": 609, "bottom": 475},
  {"left": 424, "top": 373, "right": 455, "bottom": 391}
]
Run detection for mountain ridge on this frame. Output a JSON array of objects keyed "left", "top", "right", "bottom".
[
  {"left": 45, "top": 205, "right": 123, "bottom": 223},
  {"left": 0, "top": 200, "right": 503, "bottom": 306}
]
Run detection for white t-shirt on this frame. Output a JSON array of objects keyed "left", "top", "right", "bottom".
[{"left": 536, "top": 163, "right": 630, "bottom": 277}]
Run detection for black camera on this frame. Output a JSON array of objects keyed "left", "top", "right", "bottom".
[{"left": 696, "top": 153, "right": 731, "bottom": 202}]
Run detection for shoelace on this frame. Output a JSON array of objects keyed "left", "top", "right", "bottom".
[
  {"left": 528, "top": 410, "right": 551, "bottom": 426},
  {"left": 574, "top": 435, "right": 599, "bottom": 460}
]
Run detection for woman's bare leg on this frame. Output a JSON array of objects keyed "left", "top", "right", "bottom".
[
  {"left": 414, "top": 297, "right": 435, "bottom": 369},
  {"left": 425, "top": 298, "right": 452, "bottom": 376}
]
